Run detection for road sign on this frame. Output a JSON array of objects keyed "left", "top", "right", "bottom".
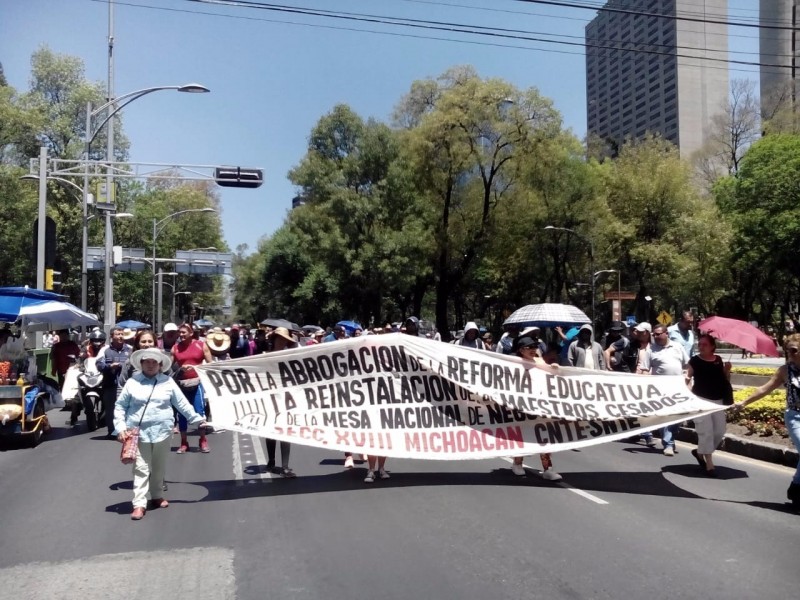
[
  {"left": 657, "top": 311, "right": 673, "bottom": 326},
  {"left": 626, "top": 315, "right": 637, "bottom": 326}
]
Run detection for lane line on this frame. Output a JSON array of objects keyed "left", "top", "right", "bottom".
[
  {"left": 232, "top": 432, "right": 244, "bottom": 487},
  {"left": 500, "top": 457, "right": 609, "bottom": 505}
]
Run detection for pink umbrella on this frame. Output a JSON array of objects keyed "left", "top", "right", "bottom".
[{"left": 698, "top": 316, "right": 779, "bottom": 357}]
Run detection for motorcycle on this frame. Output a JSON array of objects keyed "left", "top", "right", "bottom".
[{"left": 69, "top": 357, "right": 104, "bottom": 431}]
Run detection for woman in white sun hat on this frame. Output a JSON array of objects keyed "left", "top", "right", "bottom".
[{"left": 115, "top": 348, "right": 208, "bottom": 521}]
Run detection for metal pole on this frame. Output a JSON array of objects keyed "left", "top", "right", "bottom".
[
  {"left": 104, "top": 210, "right": 113, "bottom": 334},
  {"left": 82, "top": 102, "right": 91, "bottom": 314},
  {"left": 152, "top": 218, "right": 157, "bottom": 328},
  {"left": 36, "top": 147, "right": 47, "bottom": 291},
  {"left": 104, "top": 0, "right": 115, "bottom": 335},
  {"left": 589, "top": 241, "right": 595, "bottom": 336},
  {"left": 170, "top": 274, "right": 177, "bottom": 323},
  {"left": 156, "top": 268, "right": 164, "bottom": 333}
]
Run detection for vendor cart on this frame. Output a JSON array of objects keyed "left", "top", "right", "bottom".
[{"left": 0, "top": 383, "right": 51, "bottom": 446}]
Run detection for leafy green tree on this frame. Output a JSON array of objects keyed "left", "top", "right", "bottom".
[
  {"left": 715, "top": 134, "right": 800, "bottom": 322},
  {"left": 602, "top": 135, "right": 730, "bottom": 319},
  {"left": 397, "top": 66, "right": 562, "bottom": 335}
]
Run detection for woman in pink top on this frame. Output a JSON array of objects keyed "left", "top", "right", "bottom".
[{"left": 171, "top": 323, "right": 210, "bottom": 453}]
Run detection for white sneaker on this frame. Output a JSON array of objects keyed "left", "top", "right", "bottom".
[
  {"left": 541, "top": 468, "right": 562, "bottom": 481},
  {"left": 511, "top": 463, "right": 526, "bottom": 476},
  {"left": 364, "top": 470, "right": 375, "bottom": 483},
  {"left": 663, "top": 446, "right": 675, "bottom": 457},
  {"left": 344, "top": 456, "right": 355, "bottom": 469},
  {"left": 379, "top": 469, "right": 390, "bottom": 479}
]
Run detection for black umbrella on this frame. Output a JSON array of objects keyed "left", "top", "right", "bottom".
[{"left": 260, "top": 318, "right": 301, "bottom": 332}]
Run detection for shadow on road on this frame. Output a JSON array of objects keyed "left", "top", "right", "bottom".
[
  {"left": 661, "top": 463, "right": 749, "bottom": 481},
  {"left": 104, "top": 464, "right": 718, "bottom": 516}
]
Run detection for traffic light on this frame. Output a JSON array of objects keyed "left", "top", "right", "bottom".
[
  {"left": 214, "top": 166, "right": 263, "bottom": 189},
  {"left": 45, "top": 268, "right": 54, "bottom": 291}
]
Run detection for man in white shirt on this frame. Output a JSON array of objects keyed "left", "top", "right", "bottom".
[
  {"left": 638, "top": 324, "right": 689, "bottom": 455},
  {"left": 668, "top": 310, "right": 695, "bottom": 358}
]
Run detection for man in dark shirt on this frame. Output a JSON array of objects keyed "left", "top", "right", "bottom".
[
  {"left": 603, "top": 321, "right": 630, "bottom": 372},
  {"left": 95, "top": 327, "right": 132, "bottom": 437}
]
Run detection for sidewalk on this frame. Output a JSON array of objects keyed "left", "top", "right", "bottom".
[{"left": 675, "top": 426, "right": 798, "bottom": 469}]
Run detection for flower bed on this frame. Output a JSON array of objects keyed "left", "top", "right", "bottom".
[
  {"left": 730, "top": 366, "right": 778, "bottom": 377},
  {"left": 729, "top": 387, "right": 788, "bottom": 437}
]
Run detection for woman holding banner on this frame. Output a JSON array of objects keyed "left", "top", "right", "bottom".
[
  {"left": 265, "top": 328, "right": 298, "bottom": 477},
  {"left": 510, "top": 335, "right": 562, "bottom": 481},
  {"left": 736, "top": 333, "right": 800, "bottom": 510},
  {"left": 685, "top": 334, "right": 731, "bottom": 477}
]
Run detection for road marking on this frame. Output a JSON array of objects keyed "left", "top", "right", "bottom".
[
  {"left": 0, "top": 547, "right": 236, "bottom": 599},
  {"left": 232, "top": 432, "right": 244, "bottom": 487},
  {"left": 500, "top": 457, "right": 609, "bottom": 506}
]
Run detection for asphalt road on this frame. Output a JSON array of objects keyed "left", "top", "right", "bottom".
[{"left": 0, "top": 410, "right": 797, "bottom": 600}]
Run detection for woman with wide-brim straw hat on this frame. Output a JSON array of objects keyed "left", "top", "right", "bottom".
[
  {"left": 205, "top": 327, "right": 232, "bottom": 360},
  {"left": 115, "top": 348, "right": 208, "bottom": 520},
  {"left": 264, "top": 327, "right": 298, "bottom": 477}
]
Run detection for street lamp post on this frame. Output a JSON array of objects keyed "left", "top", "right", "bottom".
[
  {"left": 544, "top": 225, "right": 595, "bottom": 329},
  {"left": 151, "top": 208, "right": 217, "bottom": 331},
  {"left": 82, "top": 83, "right": 210, "bottom": 333},
  {"left": 593, "top": 269, "right": 620, "bottom": 322},
  {"left": 154, "top": 271, "right": 178, "bottom": 331},
  {"left": 173, "top": 291, "right": 192, "bottom": 324}
]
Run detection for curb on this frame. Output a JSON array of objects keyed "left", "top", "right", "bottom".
[{"left": 674, "top": 426, "right": 798, "bottom": 469}]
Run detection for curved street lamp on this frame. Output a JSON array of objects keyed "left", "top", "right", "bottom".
[
  {"left": 80, "top": 82, "right": 210, "bottom": 333},
  {"left": 152, "top": 208, "right": 217, "bottom": 330},
  {"left": 544, "top": 225, "right": 596, "bottom": 330}
]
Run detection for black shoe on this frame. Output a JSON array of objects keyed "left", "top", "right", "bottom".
[
  {"left": 788, "top": 483, "right": 800, "bottom": 503},
  {"left": 266, "top": 461, "right": 276, "bottom": 473},
  {"left": 691, "top": 449, "right": 706, "bottom": 469}
]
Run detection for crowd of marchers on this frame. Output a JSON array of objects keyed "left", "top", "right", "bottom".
[{"left": 39, "top": 309, "right": 800, "bottom": 521}]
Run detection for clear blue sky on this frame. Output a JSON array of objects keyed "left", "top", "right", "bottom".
[{"left": 1, "top": 0, "right": 760, "bottom": 254}]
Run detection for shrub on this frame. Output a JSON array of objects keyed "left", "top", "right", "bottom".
[
  {"left": 730, "top": 367, "right": 778, "bottom": 377},
  {"left": 728, "top": 387, "right": 787, "bottom": 437}
]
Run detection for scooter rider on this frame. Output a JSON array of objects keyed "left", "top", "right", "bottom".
[
  {"left": 95, "top": 327, "right": 133, "bottom": 438},
  {"left": 70, "top": 329, "right": 106, "bottom": 428}
]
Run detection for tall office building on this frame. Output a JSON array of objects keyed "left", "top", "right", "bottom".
[
  {"left": 760, "top": 1, "right": 798, "bottom": 118},
  {"left": 586, "top": 0, "right": 729, "bottom": 157}
]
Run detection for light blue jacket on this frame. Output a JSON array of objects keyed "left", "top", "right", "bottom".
[{"left": 114, "top": 371, "right": 204, "bottom": 443}]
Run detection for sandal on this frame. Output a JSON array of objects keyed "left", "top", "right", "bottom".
[
  {"left": 131, "top": 507, "right": 146, "bottom": 520},
  {"left": 281, "top": 468, "right": 297, "bottom": 478},
  {"left": 149, "top": 498, "right": 169, "bottom": 509}
]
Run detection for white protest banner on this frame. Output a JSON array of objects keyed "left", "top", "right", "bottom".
[{"left": 196, "top": 334, "right": 725, "bottom": 460}]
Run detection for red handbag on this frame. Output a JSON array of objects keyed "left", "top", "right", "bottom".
[
  {"left": 120, "top": 427, "right": 140, "bottom": 464},
  {"left": 120, "top": 382, "right": 156, "bottom": 465}
]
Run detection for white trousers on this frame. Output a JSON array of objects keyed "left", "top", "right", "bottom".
[
  {"left": 132, "top": 437, "right": 171, "bottom": 508},
  {"left": 694, "top": 400, "right": 727, "bottom": 455}
]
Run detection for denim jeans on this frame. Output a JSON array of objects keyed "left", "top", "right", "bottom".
[
  {"left": 786, "top": 410, "right": 800, "bottom": 485},
  {"left": 661, "top": 423, "right": 680, "bottom": 449},
  {"left": 177, "top": 385, "right": 205, "bottom": 432}
]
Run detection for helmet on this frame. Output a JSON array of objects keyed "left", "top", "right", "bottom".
[{"left": 88, "top": 330, "right": 106, "bottom": 343}]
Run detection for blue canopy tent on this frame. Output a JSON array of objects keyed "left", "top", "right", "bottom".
[
  {"left": 115, "top": 320, "right": 151, "bottom": 330},
  {"left": 0, "top": 287, "right": 65, "bottom": 323}
]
